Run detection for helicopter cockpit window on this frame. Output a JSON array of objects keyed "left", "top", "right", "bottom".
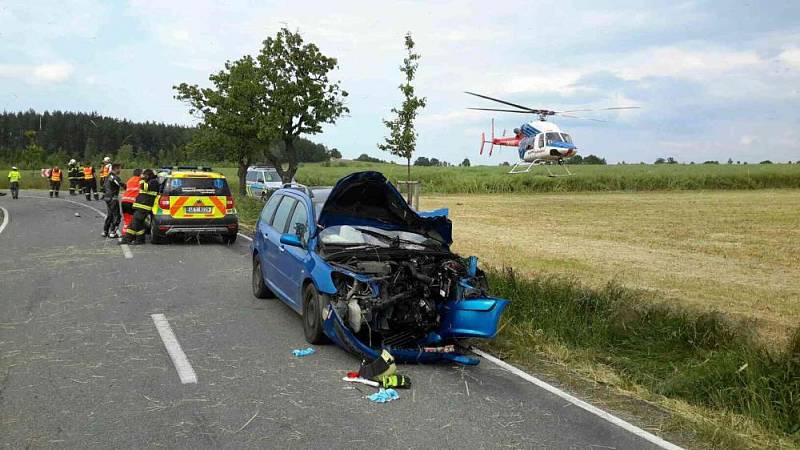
[
  {"left": 560, "top": 133, "right": 573, "bottom": 144},
  {"left": 546, "top": 132, "right": 562, "bottom": 145},
  {"left": 537, "top": 134, "right": 544, "bottom": 148}
]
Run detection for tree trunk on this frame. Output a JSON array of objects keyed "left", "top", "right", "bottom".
[
  {"left": 406, "top": 157, "right": 412, "bottom": 204},
  {"left": 282, "top": 138, "right": 298, "bottom": 185},
  {"left": 237, "top": 157, "right": 248, "bottom": 196}
]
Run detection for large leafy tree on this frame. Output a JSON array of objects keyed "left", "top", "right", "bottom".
[
  {"left": 174, "top": 28, "right": 348, "bottom": 193},
  {"left": 378, "top": 33, "right": 426, "bottom": 194}
]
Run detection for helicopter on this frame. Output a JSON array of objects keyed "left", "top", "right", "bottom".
[{"left": 466, "top": 91, "right": 639, "bottom": 175}]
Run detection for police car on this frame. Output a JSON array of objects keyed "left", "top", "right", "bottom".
[
  {"left": 245, "top": 165, "right": 292, "bottom": 200},
  {"left": 150, "top": 167, "right": 239, "bottom": 244}
]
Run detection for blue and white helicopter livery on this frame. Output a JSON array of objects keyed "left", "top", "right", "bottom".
[{"left": 466, "top": 91, "right": 639, "bottom": 176}]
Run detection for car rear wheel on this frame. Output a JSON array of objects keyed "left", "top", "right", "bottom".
[
  {"left": 252, "top": 255, "right": 272, "bottom": 299},
  {"left": 150, "top": 218, "right": 166, "bottom": 244},
  {"left": 302, "top": 283, "right": 329, "bottom": 344}
]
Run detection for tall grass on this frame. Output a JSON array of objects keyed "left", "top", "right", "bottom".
[{"left": 487, "top": 268, "right": 800, "bottom": 439}]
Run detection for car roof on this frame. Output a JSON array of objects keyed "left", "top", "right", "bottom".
[{"left": 169, "top": 171, "right": 226, "bottom": 179}]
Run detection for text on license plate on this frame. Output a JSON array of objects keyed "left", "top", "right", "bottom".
[{"left": 185, "top": 206, "right": 212, "bottom": 214}]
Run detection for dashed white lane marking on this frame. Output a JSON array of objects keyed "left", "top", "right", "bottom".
[
  {"left": 120, "top": 244, "right": 133, "bottom": 259},
  {"left": 22, "top": 194, "right": 132, "bottom": 259},
  {"left": 0, "top": 206, "right": 9, "bottom": 235},
  {"left": 151, "top": 313, "right": 197, "bottom": 384},
  {"left": 472, "top": 348, "right": 683, "bottom": 450}
]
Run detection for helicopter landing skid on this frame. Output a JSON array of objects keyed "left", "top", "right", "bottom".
[{"left": 508, "top": 160, "right": 573, "bottom": 176}]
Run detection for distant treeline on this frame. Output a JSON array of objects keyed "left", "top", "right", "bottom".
[{"left": 0, "top": 109, "right": 335, "bottom": 168}]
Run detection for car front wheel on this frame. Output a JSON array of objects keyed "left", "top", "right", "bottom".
[{"left": 302, "top": 283, "right": 329, "bottom": 344}]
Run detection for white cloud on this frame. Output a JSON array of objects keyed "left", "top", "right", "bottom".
[
  {"left": 740, "top": 135, "right": 755, "bottom": 146},
  {"left": 778, "top": 48, "right": 800, "bottom": 70},
  {"left": 0, "top": 63, "right": 75, "bottom": 83}
]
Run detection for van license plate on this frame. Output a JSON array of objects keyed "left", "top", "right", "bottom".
[{"left": 185, "top": 206, "right": 212, "bottom": 214}]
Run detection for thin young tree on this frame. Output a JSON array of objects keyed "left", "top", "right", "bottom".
[{"left": 378, "top": 32, "right": 426, "bottom": 202}]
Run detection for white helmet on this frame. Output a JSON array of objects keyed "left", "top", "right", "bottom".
[
  {"left": 69, "top": 159, "right": 76, "bottom": 165},
  {"left": 103, "top": 156, "right": 111, "bottom": 163}
]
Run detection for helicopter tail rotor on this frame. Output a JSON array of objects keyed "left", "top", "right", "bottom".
[{"left": 479, "top": 118, "right": 496, "bottom": 156}]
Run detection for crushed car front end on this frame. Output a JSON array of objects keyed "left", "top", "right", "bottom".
[{"left": 313, "top": 171, "right": 508, "bottom": 365}]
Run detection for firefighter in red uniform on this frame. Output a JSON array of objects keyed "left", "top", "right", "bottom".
[
  {"left": 120, "top": 169, "right": 156, "bottom": 245},
  {"left": 49, "top": 166, "right": 63, "bottom": 197}
]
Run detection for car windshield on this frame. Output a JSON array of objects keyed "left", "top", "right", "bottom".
[
  {"left": 320, "top": 225, "right": 440, "bottom": 250},
  {"left": 163, "top": 177, "right": 230, "bottom": 196}
]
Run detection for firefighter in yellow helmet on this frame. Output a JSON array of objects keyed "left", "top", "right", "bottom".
[
  {"left": 119, "top": 169, "right": 157, "bottom": 245},
  {"left": 99, "top": 156, "right": 112, "bottom": 194}
]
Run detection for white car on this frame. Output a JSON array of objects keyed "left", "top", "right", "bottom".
[{"left": 245, "top": 166, "right": 293, "bottom": 200}]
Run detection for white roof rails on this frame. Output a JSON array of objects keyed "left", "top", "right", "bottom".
[{"left": 283, "top": 182, "right": 313, "bottom": 197}]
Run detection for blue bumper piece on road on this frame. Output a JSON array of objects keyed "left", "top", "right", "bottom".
[{"left": 322, "top": 298, "right": 508, "bottom": 366}]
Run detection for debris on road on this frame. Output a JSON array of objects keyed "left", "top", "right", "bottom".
[
  {"left": 367, "top": 388, "right": 399, "bottom": 403},
  {"left": 377, "top": 374, "right": 412, "bottom": 389},
  {"left": 358, "top": 349, "right": 395, "bottom": 379},
  {"left": 342, "top": 375, "right": 380, "bottom": 387},
  {"left": 292, "top": 347, "right": 315, "bottom": 357},
  {"left": 74, "top": 212, "right": 80, "bottom": 217}
]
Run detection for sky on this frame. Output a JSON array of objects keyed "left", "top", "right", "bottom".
[{"left": 1, "top": 0, "right": 799, "bottom": 164}]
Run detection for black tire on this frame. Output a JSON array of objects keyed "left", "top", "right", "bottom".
[
  {"left": 150, "top": 218, "right": 166, "bottom": 244},
  {"left": 252, "top": 255, "right": 272, "bottom": 299},
  {"left": 302, "top": 283, "right": 329, "bottom": 344},
  {"left": 222, "top": 233, "right": 237, "bottom": 244}
]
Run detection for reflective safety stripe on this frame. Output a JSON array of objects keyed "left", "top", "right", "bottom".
[
  {"left": 82, "top": 167, "right": 94, "bottom": 180},
  {"left": 126, "top": 228, "right": 145, "bottom": 236},
  {"left": 133, "top": 203, "right": 153, "bottom": 210},
  {"left": 50, "top": 169, "right": 62, "bottom": 181}
]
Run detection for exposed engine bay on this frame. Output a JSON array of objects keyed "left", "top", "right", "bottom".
[{"left": 326, "top": 250, "right": 489, "bottom": 349}]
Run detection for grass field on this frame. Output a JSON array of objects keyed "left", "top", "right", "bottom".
[
  {"left": 419, "top": 190, "right": 800, "bottom": 343},
  {"left": 3, "top": 161, "right": 800, "bottom": 193}
]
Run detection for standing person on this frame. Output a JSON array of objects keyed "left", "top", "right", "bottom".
[
  {"left": 8, "top": 166, "right": 21, "bottom": 199},
  {"left": 81, "top": 161, "right": 99, "bottom": 201},
  {"left": 102, "top": 163, "right": 123, "bottom": 238},
  {"left": 99, "top": 156, "right": 112, "bottom": 194},
  {"left": 67, "top": 159, "right": 81, "bottom": 195},
  {"left": 49, "top": 165, "right": 63, "bottom": 198},
  {"left": 120, "top": 169, "right": 157, "bottom": 245},
  {"left": 120, "top": 168, "right": 141, "bottom": 235}
]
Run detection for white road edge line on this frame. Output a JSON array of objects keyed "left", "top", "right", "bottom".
[
  {"left": 472, "top": 348, "right": 683, "bottom": 450},
  {"left": 0, "top": 206, "right": 9, "bottom": 235},
  {"left": 151, "top": 313, "right": 197, "bottom": 384},
  {"left": 22, "top": 194, "right": 133, "bottom": 259}
]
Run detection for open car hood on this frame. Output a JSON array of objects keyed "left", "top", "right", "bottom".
[{"left": 317, "top": 171, "right": 452, "bottom": 247}]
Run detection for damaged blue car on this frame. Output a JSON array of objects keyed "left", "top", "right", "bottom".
[{"left": 251, "top": 171, "right": 508, "bottom": 365}]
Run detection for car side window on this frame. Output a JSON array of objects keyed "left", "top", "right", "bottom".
[
  {"left": 261, "top": 194, "right": 281, "bottom": 224},
  {"left": 246, "top": 171, "right": 257, "bottom": 183},
  {"left": 271, "top": 196, "right": 297, "bottom": 233},
  {"left": 287, "top": 201, "right": 309, "bottom": 243}
]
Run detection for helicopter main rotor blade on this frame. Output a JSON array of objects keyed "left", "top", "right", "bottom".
[
  {"left": 557, "top": 106, "right": 640, "bottom": 113},
  {"left": 559, "top": 114, "right": 608, "bottom": 122},
  {"left": 464, "top": 91, "right": 538, "bottom": 113},
  {"left": 468, "top": 107, "right": 534, "bottom": 114}
]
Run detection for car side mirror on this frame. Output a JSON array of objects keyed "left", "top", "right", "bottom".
[{"left": 280, "top": 233, "right": 303, "bottom": 248}]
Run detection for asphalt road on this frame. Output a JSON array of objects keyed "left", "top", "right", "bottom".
[{"left": 0, "top": 193, "right": 674, "bottom": 449}]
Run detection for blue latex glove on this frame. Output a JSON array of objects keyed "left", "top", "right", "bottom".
[
  {"left": 292, "top": 347, "right": 315, "bottom": 357},
  {"left": 367, "top": 388, "right": 399, "bottom": 403}
]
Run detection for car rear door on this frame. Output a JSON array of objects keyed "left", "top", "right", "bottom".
[
  {"left": 263, "top": 194, "right": 298, "bottom": 305},
  {"left": 255, "top": 193, "right": 282, "bottom": 292}
]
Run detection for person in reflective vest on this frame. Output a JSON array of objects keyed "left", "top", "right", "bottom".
[
  {"left": 120, "top": 169, "right": 157, "bottom": 245},
  {"left": 120, "top": 168, "right": 141, "bottom": 235},
  {"left": 8, "top": 166, "right": 21, "bottom": 199},
  {"left": 49, "top": 166, "right": 62, "bottom": 198},
  {"left": 99, "top": 156, "right": 111, "bottom": 194},
  {"left": 67, "top": 159, "right": 81, "bottom": 195},
  {"left": 81, "top": 162, "right": 99, "bottom": 201}
]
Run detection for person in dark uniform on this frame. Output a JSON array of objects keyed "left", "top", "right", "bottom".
[
  {"left": 102, "top": 163, "right": 123, "bottom": 238},
  {"left": 119, "top": 169, "right": 157, "bottom": 245},
  {"left": 67, "top": 159, "right": 81, "bottom": 195}
]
